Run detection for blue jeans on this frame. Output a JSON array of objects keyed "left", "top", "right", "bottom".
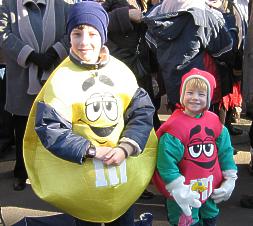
[{"left": 75, "top": 206, "right": 135, "bottom": 226}]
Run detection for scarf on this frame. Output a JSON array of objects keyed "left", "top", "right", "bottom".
[{"left": 17, "top": 0, "right": 56, "bottom": 95}]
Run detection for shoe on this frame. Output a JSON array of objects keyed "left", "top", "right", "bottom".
[
  {"left": 227, "top": 124, "right": 243, "bottom": 136},
  {"left": 140, "top": 190, "right": 154, "bottom": 199},
  {"left": 135, "top": 213, "right": 153, "bottom": 226},
  {"left": 240, "top": 195, "right": 253, "bottom": 208},
  {"left": 13, "top": 178, "right": 26, "bottom": 191}
]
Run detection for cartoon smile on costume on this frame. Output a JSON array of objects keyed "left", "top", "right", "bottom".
[
  {"left": 184, "top": 125, "right": 217, "bottom": 172},
  {"left": 72, "top": 73, "right": 125, "bottom": 147},
  {"left": 23, "top": 58, "right": 157, "bottom": 223}
]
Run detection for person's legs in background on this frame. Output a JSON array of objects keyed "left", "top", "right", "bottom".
[
  {"left": 137, "top": 75, "right": 161, "bottom": 131},
  {"left": 240, "top": 121, "right": 253, "bottom": 208},
  {"left": 13, "top": 115, "right": 28, "bottom": 191},
  {"left": 224, "top": 107, "right": 243, "bottom": 136},
  {"left": 137, "top": 76, "right": 158, "bottom": 199},
  {"left": 0, "top": 65, "right": 14, "bottom": 158},
  {"left": 210, "top": 103, "right": 240, "bottom": 155},
  {"left": 248, "top": 121, "right": 253, "bottom": 174}
]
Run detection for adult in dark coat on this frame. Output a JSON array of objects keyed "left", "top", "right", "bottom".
[
  {"left": 144, "top": 0, "right": 234, "bottom": 114},
  {"left": 103, "top": 0, "right": 161, "bottom": 131},
  {"left": 0, "top": 0, "right": 72, "bottom": 190}
]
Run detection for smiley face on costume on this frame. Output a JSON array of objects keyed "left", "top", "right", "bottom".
[
  {"left": 72, "top": 74, "right": 125, "bottom": 146},
  {"left": 185, "top": 125, "right": 218, "bottom": 171}
]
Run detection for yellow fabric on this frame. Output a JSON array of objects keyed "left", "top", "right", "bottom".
[{"left": 24, "top": 56, "right": 157, "bottom": 222}]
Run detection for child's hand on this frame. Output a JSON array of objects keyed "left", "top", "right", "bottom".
[
  {"left": 211, "top": 181, "right": 234, "bottom": 203},
  {"left": 172, "top": 184, "right": 201, "bottom": 216},
  {"left": 166, "top": 176, "right": 201, "bottom": 216},
  {"left": 95, "top": 147, "right": 112, "bottom": 160},
  {"left": 211, "top": 179, "right": 235, "bottom": 203},
  {"left": 103, "top": 147, "right": 126, "bottom": 166},
  {"left": 211, "top": 170, "right": 237, "bottom": 203}
]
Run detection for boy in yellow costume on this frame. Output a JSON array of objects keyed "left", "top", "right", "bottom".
[{"left": 23, "top": 1, "right": 157, "bottom": 225}]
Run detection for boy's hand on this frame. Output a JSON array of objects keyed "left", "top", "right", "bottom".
[
  {"left": 95, "top": 147, "right": 112, "bottom": 160},
  {"left": 103, "top": 147, "right": 126, "bottom": 166}
]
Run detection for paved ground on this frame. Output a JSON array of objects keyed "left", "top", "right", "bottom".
[{"left": 0, "top": 116, "right": 253, "bottom": 226}]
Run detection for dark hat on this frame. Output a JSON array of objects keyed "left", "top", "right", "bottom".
[{"left": 67, "top": 1, "right": 109, "bottom": 45}]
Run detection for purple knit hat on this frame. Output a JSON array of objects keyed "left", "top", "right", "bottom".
[{"left": 67, "top": 1, "right": 109, "bottom": 44}]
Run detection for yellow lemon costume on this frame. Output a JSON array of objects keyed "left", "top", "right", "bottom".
[{"left": 24, "top": 55, "right": 157, "bottom": 222}]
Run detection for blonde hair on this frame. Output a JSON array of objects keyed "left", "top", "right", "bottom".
[
  {"left": 185, "top": 78, "right": 208, "bottom": 91},
  {"left": 75, "top": 25, "right": 87, "bottom": 30}
]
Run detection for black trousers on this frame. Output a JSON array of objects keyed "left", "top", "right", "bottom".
[
  {"left": 249, "top": 121, "right": 253, "bottom": 148},
  {"left": 13, "top": 115, "right": 28, "bottom": 179},
  {"left": 0, "top": 65, "right": 14, "bottom": 154},
  {"left": 75, "top": 206, "right": 135, "bottom": 226},
  {"left": 137, "top": 76, "right": 161, "bottom": 131}
]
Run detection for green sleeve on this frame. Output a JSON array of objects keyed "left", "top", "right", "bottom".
[
  {"left": 157, "top": 133, "right": 184, "bottom": 184},
  {"left": 216, "top": 126, "right": 237, "bottom": 171}
]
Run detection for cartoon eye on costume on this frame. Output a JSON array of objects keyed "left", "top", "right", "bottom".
[
  {"left": 102, "top": 97, "right": 118, "bottom": 121},
  {"left": 85, "top": 94, "right": 118, "bottom": 122},
  {"left": 86, "top": 101, "right": 103, "bottom": 122},
  {"left": 188, "top": 144, "right": 202, "bottom": 158},
  {"left": 86, "top": 95, "right": 103, "bottom": 122},
  {"left": 203, "top": 143, "right": 214, "bottom": 157}
]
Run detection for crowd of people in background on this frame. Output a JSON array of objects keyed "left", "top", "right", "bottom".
[{"left": 0, "top": 0, "right": 253, "bottom": 225}]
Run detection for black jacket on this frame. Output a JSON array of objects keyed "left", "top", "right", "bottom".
[{"left": 144, "top": 6, "right": 234, "bottom": 105}]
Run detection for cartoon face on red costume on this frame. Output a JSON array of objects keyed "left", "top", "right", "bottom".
[{"left": 184, "top": 125, "right": 218, "bottom": 172}]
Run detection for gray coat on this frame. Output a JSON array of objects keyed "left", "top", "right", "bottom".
[{"left": 0, "top": 0, "right": 73, "bottom": 116}]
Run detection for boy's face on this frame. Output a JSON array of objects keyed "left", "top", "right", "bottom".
[
  {"left": 183, "top": 84, "right": 207, "bottom": 117},
  {"left": 70, "top": 25, "right": 102, "bottom": 63}
]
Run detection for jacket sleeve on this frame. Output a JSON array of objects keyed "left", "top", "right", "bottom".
[
  {"left": 157, "top": 133, "right": 184, "bottom": 184},
  {"left": 205, "top": 10, "right": 234, "bottom": 63},
  {"left": 35, "top": 101, "right": 90, "bottom": 164},
  {"left": 108, "top": 6, "right": 134, "bottom": 34},
  {"left": 51, "top": 0, "right": 73, "bottom": 60},
  {"left": 216, "top": 126, "right": 238, "bottom": 171},
  {"left": 120, "top": 87, "right": 155, "bottom": 152},
  {"left": 0, "top": 0, "right": 34, "bottom": 67}
]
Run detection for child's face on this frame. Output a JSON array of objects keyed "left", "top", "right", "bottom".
[
  {"left": 70, "top": 25, "right": 102, "bottom": 63},
  {"left": 183, "top": 84, "right": 207, "bottom": 117}
]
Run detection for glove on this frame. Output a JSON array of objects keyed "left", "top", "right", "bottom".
[
  {"left": 27, "top": 51, "right": 42, "bottom": 66},
  {"left": 45, "top": 47, "right": 59, "bottom": 63},
  {"left": 166, "top": 176, "right": 201, "bottom": 216},
  {"left": 27, "top": 47, "right": 58, "bottom": 70},
  {"left": 211, "top": 170, "right": 237, "bottom": 203}
]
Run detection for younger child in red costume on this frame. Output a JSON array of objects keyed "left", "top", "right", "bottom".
[{"left": 156, "top": 68, "right": 237, "bottom": 226}]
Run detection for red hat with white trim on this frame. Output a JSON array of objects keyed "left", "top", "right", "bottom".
[{"left": 180, "top": 68, "right": 216, "bottom": 110}]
